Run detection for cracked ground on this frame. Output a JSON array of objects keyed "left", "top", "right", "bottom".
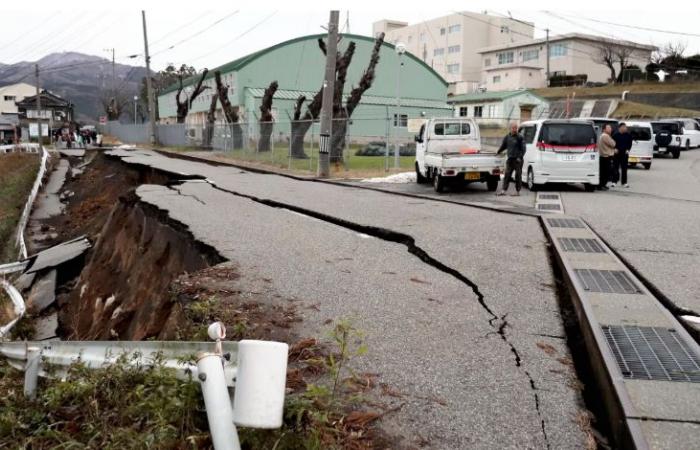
[{"left": 106, "top": 149, "right": 591, "bottom": 449}]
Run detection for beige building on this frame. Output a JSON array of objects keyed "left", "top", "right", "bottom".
[
  {"left": 0, "top": 82, "right": 37, "bottom": 116},
  {"left": 373, "top": 12, "right": 534, "bottom": 94},
  {"left": 478, "top": 33, "right": 656, "bottom": 91}
]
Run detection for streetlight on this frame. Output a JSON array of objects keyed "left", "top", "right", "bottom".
[
  {"left": 394, "top": 42, "right": 406, "bottom": 169},
  {"left": 133, "top": 96, "right": 138, "bottom": 125}
]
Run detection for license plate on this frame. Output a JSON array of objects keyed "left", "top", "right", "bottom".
[
  {"left": 465, "top": 172, "right": 481, "bottom": 180},
  {"left": 562, "top": 154, "right": 577, "bottom": 161},
  {"left": 628, "top": 157, "right": 639, "bottom": 163}
]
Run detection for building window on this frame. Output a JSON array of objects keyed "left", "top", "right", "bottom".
[
  {"left": 440, "top": 27, "right": 445, "bottom": 35},
  {"left": 497, "top": 51, "right": 514, "bottom": 64},
  {"left": 419, "top": 32, "right": 425, "bottom": 42},
  {"left": 448, "top": 24, "right": 461, "bottom": 33},
  {"left": 393, "top": 113, "right": 408, "bottom": 127},
  {"left": 447, "top": 64, "right": 460, "bottom": 74},
  {"left": 522, "top": 49, "right": 539, "bottom": 62},
  {"left": 484, "top": 58, "right": 491, "bottom": 67},
  {"left": 3, "top": 95, "right": 16, "bottom": 101},
  {"left": 500, "top": 25, "right": 510, "bottom": 34},
  {"left": 448, "top": 45, "right": 461, "bottom": 54},
  {"left": 493, "top": 75, "right": 501, "bottom": 83},
  {"left": 487, "top": 104, "right": 496, "bottom": 117},
  {"left": 549, "top": 44, "right": 568, "bottom": 57},
  {"left": 459, "top": 106, "right": 468, "bottom": 117},
  {"left": 434, "top": 48, "right": 444, "bottom": 56},
  {"left": 474, "top": 106, "right": 483, "bottom": 118}
]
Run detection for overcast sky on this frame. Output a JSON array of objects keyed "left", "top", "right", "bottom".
[{"left": 2, "top": 0, "right": 699, "bottom": 72}]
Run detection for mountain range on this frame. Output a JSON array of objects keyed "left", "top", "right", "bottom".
[{"left": 0, "top": 52, "right": 149, "bottom": 123}]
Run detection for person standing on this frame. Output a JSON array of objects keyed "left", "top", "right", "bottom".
[
  {"left": 496, "top": 122, "right": 526, "bottom": 196},
  {"left": 597, "top": 123, "right": 616, "bottom": 190},
  {"left": 612, "top": 122, "right": 633, "bottom": 188}
]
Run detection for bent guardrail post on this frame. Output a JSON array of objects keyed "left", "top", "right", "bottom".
[
  {"left": 198, "top": 352, "right": 241, "bottom": 450},
  {"left": 0, "top": 279, "right": 26, "bottom": 338},
  {"left": 24, "top": 346, "right": 41, "bottom": 399}
]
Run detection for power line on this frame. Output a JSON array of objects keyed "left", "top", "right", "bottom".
[
  {"left": 558, "top": 13, "right": 700, "bottom": 38},
  {"left": 150, "top": 10, "right": 240, "bottom": 57},
  {"left": 150, "top": 11, "right": 213, "bottom": 47}
]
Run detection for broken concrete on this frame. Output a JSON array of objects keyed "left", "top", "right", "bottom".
[
  {"left": 26, "top": 270, "right": 56, "bottom": 313},
  {"left": 24, "top": 236, "right": 90, "bottom": 274},
  {"left": 33, "top": 312, "right": 58, "bottom": 340}
]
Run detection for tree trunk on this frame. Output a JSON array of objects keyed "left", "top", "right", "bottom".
[
  {"left": 290, "top": 120, "right": 312, "bottom": 159},
  {"left": 214, "top": 70, "right": 243, "bottom": 149},
  {"left": 203, "top": 93, "right": 218, "bottom": 149},
  {"left": 176, "top": 69, "right": 209, "bottom": 124},
  {"left": 258, "top": 81, "right": 278, "bottom": 152},
  {"left": 330, "top": 116, "right": 348, "bottom": 163}
]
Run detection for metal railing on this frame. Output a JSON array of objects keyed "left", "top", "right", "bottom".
[
  {"left": 15, "top": 145, "right": 50, "bottom": 260},
  {"left": 0, "top": 279, "right": 25, "bottom": 338},
  {"left": 0, "top": 324, "right": 288, "bottom": 450}
]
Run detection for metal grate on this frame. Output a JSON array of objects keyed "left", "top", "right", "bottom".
[
  {"left": 537, "top": 203, "right": 561, "bottom": 210},
  {"left": 575, "top": 269, "right": 642, "bottom": 294},
  {"left": 559, "top": 238, "right": 606, "bottom": 253},
  {"left": 547, "top": 218, "right": 584, "bottom": 228},
  {"left": 539, "top": 194, "right": 560, "bottom": 200},
  {"left": 602, "top": 325, "right": 700, "bottom": 382}
]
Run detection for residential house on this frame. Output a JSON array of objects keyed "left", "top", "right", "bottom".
[
  {"left": 0, "top": 82, "right": 37, "bottom": 117},
  {"left": 16, "top": 90, "right": 74, "bottom": 139},
  {"left": 478, "top": 33, "right": 655, "bottom": 91},
  {"left": 447, "top": 89, "right": 549, "bottom": 127}
]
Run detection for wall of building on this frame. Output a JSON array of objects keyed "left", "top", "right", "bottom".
[
  {"left": 483, "top": 67, "right": 544, "bottom": 91},
  {"left": 0, "top": 83, "right": 37, "bottom": 115},
  {"left": 451, "top": 92, "right": 548, "bottom": 127}
]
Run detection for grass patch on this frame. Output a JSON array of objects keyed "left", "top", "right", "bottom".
[
  {"left": 0, "top": 153, "right": 40, "bottom": 263},
  {"left": 533, "top": 81, "right": 700, "bottom": 99},
  {"left": 611, "top": 101, "right": 700, "bottom": 119}
]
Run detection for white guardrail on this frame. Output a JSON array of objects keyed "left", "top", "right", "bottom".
[
  {"left": 0, "top": 279, "right": 25, "bottom": 338},
  {"left": 15, "top": 144, "right": 50, "bottom": 260},
  {"left": 0, "top": 323, "right": 288, "bottom": 450}
]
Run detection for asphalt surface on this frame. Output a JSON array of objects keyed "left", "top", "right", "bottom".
[{"left": 108, "top": 149, "right": 590, "bottom": 449}]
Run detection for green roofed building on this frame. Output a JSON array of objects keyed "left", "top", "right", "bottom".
[
  {"left": 447, "top": 89, "right": 549, "bottom": 128},
  {"left": 157, "top": 33, "right": 452, "bottom": 141}
]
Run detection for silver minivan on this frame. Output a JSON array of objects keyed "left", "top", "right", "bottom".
[{"left": 625, "top": 121, "right": 654, "bottom": 170}]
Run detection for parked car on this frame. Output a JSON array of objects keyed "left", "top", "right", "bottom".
[
  {"left": 355, "top": 141, "right": 415, "bottom": 157},
  {"left": 625, "top": 121, "right": 654, "bottom": 170},
  {"left": 518, "top": 119, "right": 599, "bottom": 192},
  {"left": 415, "top": 118, "right": 503, "bottom": 193},
  {"left": 583, "top": 117, "right": 619, "bottom": 139},
  {"left": 666, "top": 118, "right": 700, "bottom": 149},
  {"left": 650, "top": 121, "right": 682, "bottom": 159}
]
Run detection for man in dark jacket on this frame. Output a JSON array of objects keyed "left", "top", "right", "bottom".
[
  {"left": 496, "top": 123, "right": 527, "bottom": 196},
  {"left": 612, "top": 122, "right": 633, "bottom": 188}
]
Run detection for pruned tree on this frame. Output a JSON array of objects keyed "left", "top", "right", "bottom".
[
  {"left": 258, "top": 80, "right": 278, "bottom": 152},
  {"left": 214, "top": 70, "right": 243, "bottom": 149},
  {"left": 141, "top": 63, "right": 197, "bottom": 122},
  {"left": 594, "top": 43, "right": 618, "bottom": 83},
  {"left": 615, "top": 47, "right": 633, "bottom": 83},
  {"left": 99, "top": 92, "right": 130, "bottom": 121},
  {"left": 203, "top": 92, "right": 219, "bottom": 149},
  {"left": 175, "top": 68, "right": 209, "bottom": 123}
]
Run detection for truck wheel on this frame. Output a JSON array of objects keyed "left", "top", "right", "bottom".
[
  {"left": 672, "top": 148, "right": 681, "bottom": 159},
  {"left": 642, "top": 162, "right": 651, "bottom": 170},
  {"left": 433, "top": 174, "right": 446, "bottom": 193},
  {"left": 415, "top": 162, "right": 427, "bottom": 184},
  {"left": 527, "top": 168, "right": 539, "bottom": 191},
  {"left": 486, "top": 177, "right": 499, "bottom": 192},
  {"left": 686, "top": 140, "right": 691, "bottom": 151}
]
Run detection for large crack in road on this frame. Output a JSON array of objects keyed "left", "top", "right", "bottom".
[{"left": 190, "top": 179, "right": 552, "bottom": 448}]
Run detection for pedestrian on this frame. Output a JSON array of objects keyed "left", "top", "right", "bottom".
[
  {"left": 496, "top": 122, "right": 526, "bottom": 196},
  {"left": 597, "top": 123, "right": 615, "bottom": 190},
  {"left": 612, "top": 122, "right": 633, "bottom": 188}
]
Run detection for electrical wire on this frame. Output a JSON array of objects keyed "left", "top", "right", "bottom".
[
  {"left": 150, "top": 10, "right": 240, "bottom": 58},
  {"left": 149, "top": 11, "right": 213, "bottom": 48},
  {"left": 558, "top": 13, "right": 700, "bottom": 38}
]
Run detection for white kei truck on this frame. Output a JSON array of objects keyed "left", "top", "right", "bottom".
[{"left": 414, "top": 118, "right": 504, "bottom": 193}]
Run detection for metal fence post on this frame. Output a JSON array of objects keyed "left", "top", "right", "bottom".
[
  {"left": 24, "top": 346, "right": 41, "bottom": 399},
  {"left": 197, "top": 353, "right": 240, "bottom": 450}
]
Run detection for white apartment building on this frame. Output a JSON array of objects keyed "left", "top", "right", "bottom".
[
  {"left": 373, "top": 12, "right": 534, "bottom": 94},
  {"left": 478, "top": 33, "right": 656, "bottom": 91},
  {"left": 0, "top": 82, "right": 37, "bottom": 116}
]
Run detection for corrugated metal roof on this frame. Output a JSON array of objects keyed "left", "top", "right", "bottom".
[
  {"left": 247, "top": 88, "right": 451, "bottom": 109},
  {"left": 447, "top": 89, "right": 545, "bottom": 104}
]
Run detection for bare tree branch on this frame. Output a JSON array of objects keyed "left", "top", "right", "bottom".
[
  {"left": 346, "top": 32, "right": 384, "bottom": 116},
  {"left": 293, "top": 95, "right": 306, "bottom": 121}
]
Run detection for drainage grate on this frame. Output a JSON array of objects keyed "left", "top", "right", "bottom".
[
  {"left": 559, "top": 238, "right": 606, "bottom": 253},
  {"left": 539, "top": 194, "right": 560, "bottom": 200},
  {"left": 602, "top": 325, "right": 700, "bottom": 382},
  {"left": 547, "top": 218, "right": 584, "bottom": 228},
  {"left": 537, "top": 203, "right": 561, "bottom": 210},
  {"left": 575, "top": 269, "right": 641, "bottom": 294}
]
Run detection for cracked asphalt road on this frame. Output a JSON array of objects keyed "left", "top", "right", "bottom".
[{"left": 107, "top": 148, "right": 590, "bottom": 449}]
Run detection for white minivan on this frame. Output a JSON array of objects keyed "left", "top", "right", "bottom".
[
  {"left": 625, "top": 121, "right": 654, "bottom": 170},
  {"left": 519, "top": 119, "right": 599, "bottom": 192}
]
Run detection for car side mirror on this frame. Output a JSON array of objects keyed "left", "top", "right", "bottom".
[{"left": 414, "top": 135, "right": 422, "bottom": 143}]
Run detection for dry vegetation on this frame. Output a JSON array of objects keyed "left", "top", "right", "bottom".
[
  {"left": 533, "top": 81, "right": 700, "bottom": 99},
  {"left": 0, "top": 153, "right": 40, "bottom": 263}
]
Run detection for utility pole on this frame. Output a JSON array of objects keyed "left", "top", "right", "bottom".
[
  {"left": 142, "top": 11, "right": 156, "bottom": 145},
  {"left": 545, "top": 28, "right": 550, "bottom": 87},
  {"left": 318, "top": 10, "right": 339, "bottom": 178},
  {"left": 35, "top": 64, "right": 41, "bottom": 144}
]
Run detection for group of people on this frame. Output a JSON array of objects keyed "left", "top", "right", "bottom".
[
  {"left": 597, "top": 122, "right": 632, "bottom": 190},
  {"left": 53, "top": 128, "right": 102, "bottom": 148}
]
